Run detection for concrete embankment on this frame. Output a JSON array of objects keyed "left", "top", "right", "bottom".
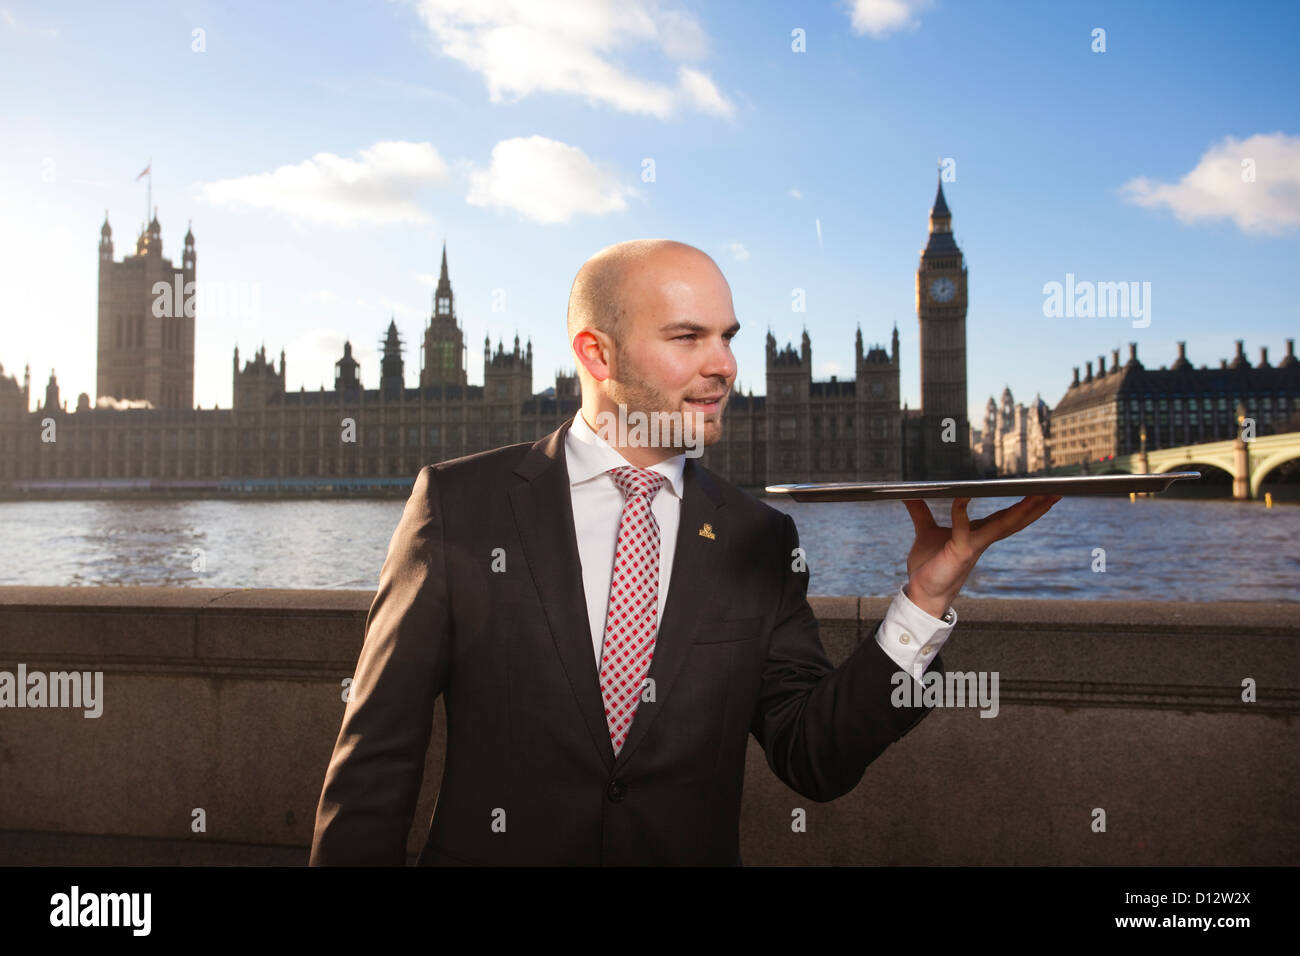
[{"left": 0, "top": 587, "right": 1295, "bottom": 865}]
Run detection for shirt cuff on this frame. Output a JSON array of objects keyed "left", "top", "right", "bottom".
[{"left": 873, "top": 585, "right": 957, "bottom": 683}]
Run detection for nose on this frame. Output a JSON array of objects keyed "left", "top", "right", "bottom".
[{"left": 702, "top": 333, "right": 737, "bottom": 385}]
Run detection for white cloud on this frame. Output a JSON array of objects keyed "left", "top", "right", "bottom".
[
  {"left": 413, "top": 271, "right": 438, "bottom": 287},
  {"left": 723, "top": 240, "right": 749, "bottom": 262},
  {"left": 1120, "top": 132, "right": 1300, "bottom": 236},
  {"left": 410, "top": 0, "right": 733, "bottom": 118},
  {"left": 654, "top": 7, "right": 710, "bottom": 60},
  {"left": 676, "top": 66, "right": 734, "bottom": 118},
  {"left": 822, "top": 362, "right": 841, "bottom": 376},
  {"left": 787, "top": 187, "right": 803, "bottom": 199},
  {"left": 844, "top": 0, "right": 932, "bottom": 38},
  {"left": 195, "top": 141, "right": 450, "bottom": 226},
  {"left": 467, "top": 135, "right": 637, "bottom": 224}
]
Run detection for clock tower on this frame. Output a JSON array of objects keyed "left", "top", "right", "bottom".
[{"left": 915, "top": 175, "right": 970, "bottom": 478}]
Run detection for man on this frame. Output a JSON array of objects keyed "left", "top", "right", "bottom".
[{"left": 309, "top": 239, "right": 1060, "bottom": 866}]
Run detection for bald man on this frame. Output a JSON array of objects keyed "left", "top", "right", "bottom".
[{"left": 309, "top": 239, "right": 1059, "bottom": 866}]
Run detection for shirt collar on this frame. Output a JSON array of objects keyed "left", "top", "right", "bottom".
[{"left": 565, "top": 409, "right": 686, "bottom": 500}]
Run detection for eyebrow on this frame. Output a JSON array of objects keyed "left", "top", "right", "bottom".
[{"left": 659, "top": 320, "right": 741, "bottom": 336}]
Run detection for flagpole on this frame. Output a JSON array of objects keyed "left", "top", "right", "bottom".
[{"left": 147, "top": 156, "right": 152, "bottom": 227}]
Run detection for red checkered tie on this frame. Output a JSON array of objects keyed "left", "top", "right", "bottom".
[{"left": 600, "top": 465, "right": 669, "bottom": 756}]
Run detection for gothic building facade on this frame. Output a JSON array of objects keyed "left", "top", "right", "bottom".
[
  {"left": 970, "top": 388, "right": 1051, "bottom": 477},
  {"left": 908, "top": 179, "right": 971, "bottom": 479},
  {"left": 2, "top": 181, "right": 976, "bottom": 491},
  {"left": 96, "top": 212, "right": 196, "bottom": 410}
]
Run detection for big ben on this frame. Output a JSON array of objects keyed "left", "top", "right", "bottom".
[{"left": 915, "top": 175, "right": 970, "bottom": 479}]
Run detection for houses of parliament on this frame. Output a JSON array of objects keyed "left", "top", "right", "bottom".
[
  {"left": 2, "top": 174, "right": 1289, "bottom": 496},
  {"left": 0, "top": 183, "right": 979, "bottom": 492}
]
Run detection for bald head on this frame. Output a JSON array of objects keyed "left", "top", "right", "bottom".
[
  {"left": 565, "top": 239, "right": 740, "bottom": 461},
  {"left": 566, "top": 239, "right": 717, "bottom": 358}
]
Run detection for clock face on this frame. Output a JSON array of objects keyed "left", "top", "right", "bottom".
[{"left": 929, "top": 277, "right": 956, "bottom": 303}]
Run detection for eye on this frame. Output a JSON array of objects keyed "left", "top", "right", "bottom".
[{"left": 675, "top": 334, "right": 696, "bottom": 340}]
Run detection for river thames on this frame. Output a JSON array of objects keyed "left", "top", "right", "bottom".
[{"left": 2, "top": 495, "right": 1296, "bottom": 602}]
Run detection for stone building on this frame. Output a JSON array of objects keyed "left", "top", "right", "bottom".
[
  {"left": 1, "top": 180, "right": 976, "bottom": 491},
  {"left": 96, "top": 212, "right": 196, "bottom": 409},
  {"left": 970, "top": 387, "right": 1051, "bottom": 477},
  {"left": 1049, "top": 339, "right": 1300, "bottom": 468},
  {"left": 701, "top": 323, "right": 902, "bottom": 485},
  {"left": 908, "top": 178, "right": 971, "bottom": 479}
]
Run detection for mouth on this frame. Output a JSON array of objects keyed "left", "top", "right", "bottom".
[{"left": 685, "top": 394, "right": 725, "bottom": 413}]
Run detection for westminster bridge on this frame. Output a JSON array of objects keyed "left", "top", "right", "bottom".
[{"left": 1050, "top": 431, "right": 1300, "bottom": 499}]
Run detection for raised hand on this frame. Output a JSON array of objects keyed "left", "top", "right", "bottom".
[{"left": 900, "top": 495, "right": 1062, "bottom": 619}]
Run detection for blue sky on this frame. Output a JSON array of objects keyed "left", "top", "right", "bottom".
[{"left": 1, "top": 0, "right": 1297, "bottom": 425}]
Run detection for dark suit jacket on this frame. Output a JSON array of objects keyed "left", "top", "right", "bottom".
[{"left": 309, "top": 417, "right": 941, "bottom": 866}]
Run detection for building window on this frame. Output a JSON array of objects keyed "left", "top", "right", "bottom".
[
  {"left": 781, "top": 383, "right": 793, "bottom": 398},
  {"left": 871, "top": 381, "right": 884, "bottom": 397}
]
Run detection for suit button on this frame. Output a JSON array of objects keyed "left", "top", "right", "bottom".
[{"left": 606, "top": 779, "right": 627, "bottom": 802}]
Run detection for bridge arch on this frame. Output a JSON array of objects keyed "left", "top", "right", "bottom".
[
  {"left": 1150, "top": 454, "right": 1234, "bottom": 476},
  {"left": 1251, "top": 448, "right": 1300, "bottom": 498}
]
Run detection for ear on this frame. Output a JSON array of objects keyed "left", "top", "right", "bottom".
[{"left": 573, "top": 329, "right": 614, "bottom": 383}]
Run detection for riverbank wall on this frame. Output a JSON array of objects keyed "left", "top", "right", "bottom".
[{"left": 0, "top": 587, "right": 1295, "bottom": 865}]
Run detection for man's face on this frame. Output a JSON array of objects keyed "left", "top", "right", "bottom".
[{"left": 605, "top": 251, "right": 739, "bottom": 450}]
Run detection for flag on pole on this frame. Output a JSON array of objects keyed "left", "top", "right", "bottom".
[{"left": 135, "top": 164, "right": 150, "bottom": 181}]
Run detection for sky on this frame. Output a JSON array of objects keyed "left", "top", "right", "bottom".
[{"left": 1, "top": 0, "right": 1297, "bottom": 426}]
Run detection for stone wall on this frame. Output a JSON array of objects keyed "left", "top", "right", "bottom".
[{"left": 0, "top": 587, "right": 1295, "bottom": 865}]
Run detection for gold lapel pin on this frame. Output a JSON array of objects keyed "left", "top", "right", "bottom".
[{"left": 698, "top": 522, "right": 715, "bottom": 540}]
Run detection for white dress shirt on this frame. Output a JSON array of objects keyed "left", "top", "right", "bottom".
[{"left": 564, "top": 409, "right": 956, "bottom": 682}]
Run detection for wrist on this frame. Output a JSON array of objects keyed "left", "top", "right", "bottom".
[{"left": 903, "top": 580, "right": 952, "bottom": 621}]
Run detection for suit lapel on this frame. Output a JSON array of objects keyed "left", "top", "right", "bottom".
[
  {"left": 509, "top": 419, "right": 727, "bottom": 775},
  {"left": 509, "top": 419, "right": 615, "bottom": 770}
]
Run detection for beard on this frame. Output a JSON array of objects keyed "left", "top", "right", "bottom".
[{"left": 607, "top": 343, "right": 725, "bottom": 449}]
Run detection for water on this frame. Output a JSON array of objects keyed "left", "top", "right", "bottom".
[{"left": 1, "top": 496, "right": 1297, "bottom": 602}]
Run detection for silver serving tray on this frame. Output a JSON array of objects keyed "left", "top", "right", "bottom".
[{"left": 764, "top": 471, "right": 1201, "bottom": 502}]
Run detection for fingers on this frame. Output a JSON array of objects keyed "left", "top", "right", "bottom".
[
  {"left": 973, "top": 494, "right": 1061, "bottom": 545},
  {"left": 950, "top": 496, "right": 972, "bottom": 548},
  {"left": 903, "top": 495, "right": 1061, "bottom": 547},
  {"left": 902, "top": 498, "right": 937, "bottom": 533}
]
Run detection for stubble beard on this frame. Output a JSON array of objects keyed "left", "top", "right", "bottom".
[{"left": 608, "top": 345, "right": 723, "bottom": 449}]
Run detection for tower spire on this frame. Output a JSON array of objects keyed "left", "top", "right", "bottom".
[{"left": 930, "top": 174, "right": 951, "bottom": 225}]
